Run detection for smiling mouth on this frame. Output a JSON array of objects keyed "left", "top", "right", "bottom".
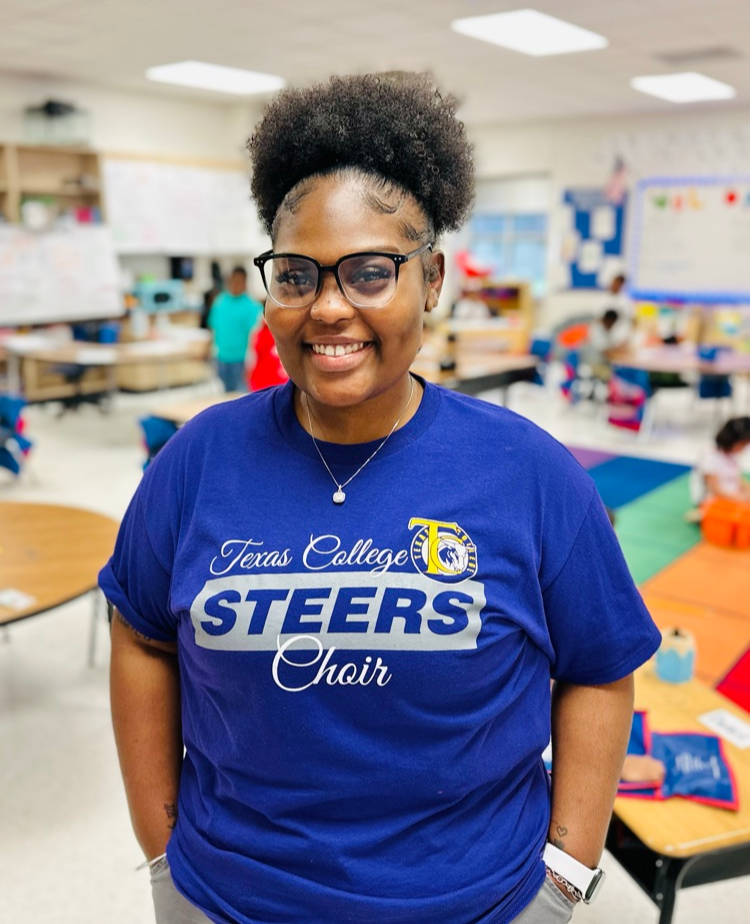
[{"left": 310, "top": 342, "right": 370, "bottom": 357}]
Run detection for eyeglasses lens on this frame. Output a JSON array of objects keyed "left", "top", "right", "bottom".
[
  {"left": 267, "top": 257, "right": 318, "bottom": 308},
  {"left": 265, "top": 254, "right": 397, "bottom": 308},
  {"left": 338, "top": 255, "right": 396, "bottom": 308}
]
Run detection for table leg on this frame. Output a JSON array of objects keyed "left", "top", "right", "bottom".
[
  {"left": 654, "top": 858, "right": 684, "bottom": 924},
  {"left": 8, "top": 354, "right": 21, "bottom": 394}
]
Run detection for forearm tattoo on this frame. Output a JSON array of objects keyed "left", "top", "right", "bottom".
[
  {"left": 164, "top": 802, "right": 178, "bottom": 830},
  {"left": 114, "top": 608, "right": 154, "bottom": 644}
]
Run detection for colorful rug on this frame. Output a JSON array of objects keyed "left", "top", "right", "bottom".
[{"left": 569, "top": 446, "right": 750, "bottom": 688}]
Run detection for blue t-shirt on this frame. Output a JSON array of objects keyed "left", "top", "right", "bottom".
[
  {"left": 99, "top": 381, "right": 660, "bottom": 924},
  {"left": 208, "top": 291, "right": 262, "bottom": 363}
]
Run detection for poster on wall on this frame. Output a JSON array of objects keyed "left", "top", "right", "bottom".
[
  {"left": 629, "top": 177, "right": 750, "bottom": 304},
  {"left": 561, "top": 188, "right": 627, "bottom": 289}
]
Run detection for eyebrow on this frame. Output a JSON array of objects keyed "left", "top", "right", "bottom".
[{"left": 275, "top": 245, "right": 413, "bottom": 258}]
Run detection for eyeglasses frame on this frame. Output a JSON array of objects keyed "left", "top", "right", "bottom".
[{"left": 253, "top": 242, "right": 434, "bottom": 309}]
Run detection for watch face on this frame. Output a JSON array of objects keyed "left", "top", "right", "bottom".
[{"left": 584, "top": 868, "right": 606, "bottom": 903}]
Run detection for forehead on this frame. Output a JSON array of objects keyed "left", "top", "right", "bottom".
[{"left": 273, "top": 173, "right": 425, "bottom": 259}]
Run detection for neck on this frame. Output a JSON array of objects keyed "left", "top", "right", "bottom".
[{"left": 296, "top": 375, "right": 420, "bottom": 444}]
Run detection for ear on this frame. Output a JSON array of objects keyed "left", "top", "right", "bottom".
[{"left": 424, "top": 250, "right": 445, "bottom": 313}]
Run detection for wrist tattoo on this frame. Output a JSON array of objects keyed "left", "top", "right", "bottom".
[
  {"left": 551, "top": 821, "right": 568, "bottom": 850},
  {"left": 164, "top": 802, "right": 178, "bottom": 831}
]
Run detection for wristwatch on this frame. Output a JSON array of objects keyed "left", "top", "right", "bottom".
[{"left": 543, "top": 842, "right": 606, "bottom": 904}]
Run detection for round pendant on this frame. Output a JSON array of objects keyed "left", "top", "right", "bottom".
[{"left": 333, "top": 489, "right": 346, "bottom": 505}]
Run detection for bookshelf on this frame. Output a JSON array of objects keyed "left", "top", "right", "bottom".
[{"left": 0, "top": 143, "right": 103, "bottom": 223}]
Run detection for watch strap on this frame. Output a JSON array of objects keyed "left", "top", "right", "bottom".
[{"left": 543, "top": 842, "right": 605, "bottom": 903}]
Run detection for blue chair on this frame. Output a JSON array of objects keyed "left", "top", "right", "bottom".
[
  {"left": 529, "top": 336, "right": 552, "bottom": 386},
  {"left": 138, "top": 416, "right": 178, "bottom": 469},
  {"left": 0, "top": 394, "right": 32, "bottom": 477}
]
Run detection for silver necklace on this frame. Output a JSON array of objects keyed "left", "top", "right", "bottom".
[{"left": 304, "top": 376, "right": 415, "bottom": 505}]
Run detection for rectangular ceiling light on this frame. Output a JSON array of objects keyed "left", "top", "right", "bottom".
[
  {"left": 146, "top": 61, "right": 285, "bottom": 95},
  {"left": 451, "top": 9, "right": 608, "bottom": 56},
  {"left": 630, "top": 72, "right": 736, "bottom": 103}
]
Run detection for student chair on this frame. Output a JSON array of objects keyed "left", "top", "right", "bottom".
[
  {"left": 0, "top": 394, "right": 33, "bottom": 477},
  {"left": 138, "top": 415, "right": 178, "bottom": 469},
  {"left": 529, "top": 336, "right": 552, "bottom": 387},
  {"left": 606, "top": 366, "right": 650, "bottom": 434}
]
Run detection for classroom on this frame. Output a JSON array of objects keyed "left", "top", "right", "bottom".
[{"left": 1, "top": 2, "right": 750, "bottom": 923}]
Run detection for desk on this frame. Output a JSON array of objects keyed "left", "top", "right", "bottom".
[
  {"left": 411, "top": 351, "right": 538, "bottom": 402},
  {"left": 613, "top": 346, "right": 750, "bottom": 378},
  {"left": 3, "top": 333, "right": 211, "bottom": 402},
  {"left": 150, "top": 391, "right": 245, "bottom": 426},
  {"left": 608, "top": 666, "right": 750, "bottom": 923},
  {"left": 0, "top": 502, "right": 119, "bottom": 662},
  {"left": 611, "top": 347, "right": 750, "bottom": 437}
]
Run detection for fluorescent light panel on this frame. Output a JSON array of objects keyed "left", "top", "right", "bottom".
[
  {"left": 146, "top": 61, "right": 285, "bottom": 95},
  {"left": 630, "top": 72, "right": 736, "bottom": 103},
  {"left": 451, "top": 9, "right": 608, "bottom": 56}
]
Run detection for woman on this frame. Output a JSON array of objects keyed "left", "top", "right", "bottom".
[{"left": 101, "top": 74, "right": 660, "bottom": 924}]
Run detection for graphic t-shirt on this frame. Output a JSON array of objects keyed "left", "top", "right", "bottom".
[
  {"left": 99, "top": 381, "right": 660, "bottom": 924},
  {"left": 208, "top": 291, "right": 263, "bottom": 363}
]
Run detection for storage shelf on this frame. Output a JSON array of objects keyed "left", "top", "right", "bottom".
[
  {"left": 0, "top": 142, "right": 103, "bottom": 223},
  {"left": 20, "top": 187, "right": 100, "bottom": 197}
]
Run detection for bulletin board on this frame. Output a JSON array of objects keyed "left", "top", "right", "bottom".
[
  {"left": 629, "top": 177, "right": 750, "bottom": 304},
  {"left": 561, "top": 188, "right": 627, "bottom": 289},
  {"left": 0, "top": 226, "right": 121, "bottom": 326},
  {"left": 102, "top": 157, "right": 265, "bottom": 256}
]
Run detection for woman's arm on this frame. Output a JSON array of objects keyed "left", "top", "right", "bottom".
[
  {"left": 547, "top": 674, "right": 635, "bottom": 892},
  {"left": 110, "top": 609, "right": 183, "bottom": 860}
]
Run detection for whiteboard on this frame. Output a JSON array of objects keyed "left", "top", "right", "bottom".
[
  {"left": 629, "top": 177, "right": 750, "bottom": 304},
  {"left": 0, "top": 226, "right": 121, "bottom": 326},
  {"left": 103, "top": 158, "right": 265, "bottom": 255}
]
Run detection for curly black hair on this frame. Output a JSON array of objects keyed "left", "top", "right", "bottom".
[
  {"left": 716, "top": 416, "right": 750, "bottom": 451},
  {"left": 248, "top": 73, "right": 474, "bottom": 240}
]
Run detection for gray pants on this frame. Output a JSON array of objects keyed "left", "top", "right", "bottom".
[{"left": 151, "top": 861, "right": 575, "bottom": 924}]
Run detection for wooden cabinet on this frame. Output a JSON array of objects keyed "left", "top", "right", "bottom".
[{"left": 0, "top": 143, "right": 103, "bottom": 223}]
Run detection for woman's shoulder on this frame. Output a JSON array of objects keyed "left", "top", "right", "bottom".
[{"left": 433, "top": 385, "right": 581, "bottom": 468}]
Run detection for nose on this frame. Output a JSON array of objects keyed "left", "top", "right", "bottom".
[{"left": 308, "top": 269, "right": 356, "bottom": 323}]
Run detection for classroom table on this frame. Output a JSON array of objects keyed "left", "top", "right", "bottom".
[
  {"left": 607, "top": 665, "right": 750, "bottom": 924},
  {"left": 411, "top": 350, "right": 539, "bottom": 402},
  {"left": 2, "top": 332, "right": 211, "bottom": 401},
  {"left": 148, "top": 353, "right": 540, "bottom": 427},
  {"left": 0, "top": 502, "right": 119, "bottom": 664},
  {"left": 149, "top": 391, "right": 245, "bottom": 425},
  {"left": 610, "top": 347, "right": 750, "bottom": 438}
]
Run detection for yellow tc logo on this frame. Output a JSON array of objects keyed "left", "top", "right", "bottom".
[{"left": 409, "top": 517, "right": 477, "bottom": 582}]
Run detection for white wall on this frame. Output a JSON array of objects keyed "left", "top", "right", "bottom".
[
  {"left": 4, "top": 71, "right": 750, "bottom": 327},
  {"left": 0, "top": 73, "right": 255, "bottom": 160},
  {"left": 469, "top": 104, "right": 750, "bottom": 330}
]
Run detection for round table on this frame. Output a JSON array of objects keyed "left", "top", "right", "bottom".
[{"left": 0, "top": 502, "right": 119, "bottom": 635}]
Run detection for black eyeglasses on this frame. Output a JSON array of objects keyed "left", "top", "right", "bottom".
[{"left": 253, "top": 242, "right": 433, "bottom": 310}]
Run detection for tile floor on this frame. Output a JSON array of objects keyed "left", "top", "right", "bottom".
[{"left": 1, "top": 373, "right": 748, "bottom": 924}]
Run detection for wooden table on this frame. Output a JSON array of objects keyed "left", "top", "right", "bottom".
[
  {"left": 613, "top": 347, "right": 750, "bottom": 378},
  {"left": 411, "top": 350, "right": 538, "bottom": 402},
  {"left": 607, "top": 665, "right": 750, "bottom": 923},
  {"left": 149, "top": 391, "right": 245, "bottom": 426},
  {"left": 148, "top": 351, "right": 540, "bottom": 429},
  {"left": 2, "top": 333, "right": 211, "bottom": 402},
  {"left": 0, "top": 502, "right": 119, "bottom": 663}
]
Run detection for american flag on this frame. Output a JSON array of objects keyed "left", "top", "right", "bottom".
[{"left": 604, "top": 156, "right": 628, "bottom": 205}]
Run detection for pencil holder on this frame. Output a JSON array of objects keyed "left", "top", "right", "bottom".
[{"left": 655, "top": 628, "right": 696, "bottom": 684}]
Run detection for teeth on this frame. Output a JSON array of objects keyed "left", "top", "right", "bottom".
[{"left": 312, "top": 342, "right": 365, "bottom": 356}]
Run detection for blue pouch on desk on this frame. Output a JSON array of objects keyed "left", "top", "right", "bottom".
[
  {"left": 651, "top": 732, "right": 739, "bottom": 811},
  {"left": 618, "top": 711, "right": 662, "bottom": 797}
]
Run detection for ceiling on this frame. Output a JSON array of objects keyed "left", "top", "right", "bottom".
[{"left": 1, "top": 0, "right": 749, "bottom": 125}]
